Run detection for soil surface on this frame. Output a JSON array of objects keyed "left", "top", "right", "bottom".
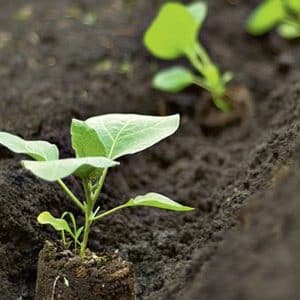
[{"left": 0, "top": 0, "right": 300, "bottom": 299}]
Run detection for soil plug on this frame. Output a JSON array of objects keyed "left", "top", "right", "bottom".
[
  {"left": 0, "top": 114, "right": 194, "bottom": 299},
  {"left": 247, "top": 0, "right": 300, "bottom": 39}
]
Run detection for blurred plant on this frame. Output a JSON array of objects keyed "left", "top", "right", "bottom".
[
  {"left": 247, "top": 0, "right": 300, "bottom": 39},
  {"left": 144, "top": 2, "right": 233, "bottom": 112}
]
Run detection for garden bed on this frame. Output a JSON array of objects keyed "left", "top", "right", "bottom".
[{"left": 0, "top": 0, "right": 300, "bottom": 299}]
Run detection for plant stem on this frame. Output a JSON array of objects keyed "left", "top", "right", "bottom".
[
  {"left": 186, "top": 44, "right": 230, "bottom": 112},
  {"left": 79, "top": 168, "right": 110, "bottom": 257},
  {"left": 186, "top": 50, "right": 205, "bottom": 74},
  {"left": 91, "top": 169, "right": 108, "bottom": 205},
  {"left": 195, "top": 43, "right": 211, "bottom": 66},
  {"left": 212, "top": 95, "right": 231, "bottom": 112},
  {"left": 93, "top": 203, "right": 129, "bottom": 221},
  {"left": 80, "top": 179, "right": 93, "bottom": 257},
  {"left": 57, "top": 179, "right": 84, "bottom": 212},
  {"left": 80, "top": 209, "right": 92, "bottom": 257}
]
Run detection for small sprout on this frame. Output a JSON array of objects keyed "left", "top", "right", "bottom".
[
  {"left": 82, "top": 12, "right": 97, "bottom": 26},
  {"left": 66, "top": 6, "right": 83, "bottom": 19},
  {"left": 94, "top": 59, "right": 113, "bottom": 73},
  {"left": 63, "top": 277, "right": 69, "bottom": 287},
  {"left": 14, "top": 5, "right": 33, "bottom": 21},
  {"left": 0, "top": 114, "right": 193, "bottom": 258},
  {"left": 247, "top": 0, "right": 300, "bottom": 39},
  {"left": 119, "top": 60, "right": 133, "bottom": 75},
  {"left": 144, "top": 2, "right": 233, "bottom": 112},
  {"left": 0, "top": 31, "right": 12, "bottom": 49}
]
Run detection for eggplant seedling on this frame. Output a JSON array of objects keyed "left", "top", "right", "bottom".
[
  {"left": 247, "top": 0, "right": 300, "bottom": 39},
  {"left": 144, "top": 2, "right": 233, "bottom": 112},
  {"left": 0, "top": 114, "right": 193, "bottom": 258}
]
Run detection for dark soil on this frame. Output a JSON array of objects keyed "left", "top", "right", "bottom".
[
  {"left": 0, "top": 0, "right": 299, "bottom": 299},
  {"left": 35, "top": 241, "right": 135, "bottom": 300}
]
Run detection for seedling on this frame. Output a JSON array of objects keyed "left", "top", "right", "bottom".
[
  {"left": 247, "top": 0, "right": 300, "bottom": 39},
  {"left": 0, "top": 114, "right": 193, "bottom": 258},
  {"left": 144, "top": 2, "right": 233, "bottom": 112}
]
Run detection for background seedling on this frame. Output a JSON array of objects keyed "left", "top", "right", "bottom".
[
  {"left": 144, "top": 2, "right": 233, "bottom": 112},
  {"left": 247, "top": 0, "right": 300, "bottom": 39},
  {"left": 0, "top": 114, "right": 193, "bottom": 258}
]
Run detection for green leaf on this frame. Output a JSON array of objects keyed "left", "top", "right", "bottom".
[
  {"left": 127, "top": 192, "right": 194, "bottom": 211},
  {"left": 278, "top": 23, "right": 300, "bottom": 39},
  {"left": 287, "top": 0, "right": 300, "bottom": 14},
  {"left": 153, "top": 66, "right": 195, "bottom": 92},
  {"left": 37, "top": 211, "right": 72, "bottom": 234},
  {"left": 187, "top": 1, "right": 207, "bottom": 29},
  {"left": 222, "top": 71, "right": 233, "bottom": 84},
  {"left": 85, "top": 114, "right": 180, "bottom": 159},
  {"left": 22, "top": 157, "right": 119, "bottom": 181},
  {"left": 246, "top": 0, "right": 285, "bottom": 35},
  {"left": 144, "top": 3, "right": 198, "bottom": 59},
  {"left": 0, "top": 132, "right": 59, "bottom": 161},
  {"left": 71, "top": 119, "right": 106, "bottom": 158}
]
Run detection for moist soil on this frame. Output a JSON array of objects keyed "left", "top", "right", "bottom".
[
  {"left": 35, "top": 241, "right": 135, "bottom": 300},
  {"left": 0, "top": 0, "right": 300, "bottom": 299}
]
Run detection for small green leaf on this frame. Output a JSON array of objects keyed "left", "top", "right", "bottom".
[
  {"left": 86, "top": 114, "right": 180, "bottom": 159},
  {"left": 75, "top": 227, "right": 84, "bottom": 240},
  {"left": 71, "top": 119, "right": 106, "bottom": 158},
  {"left": 127, "top": 192, "right": 194, "bottom": 211},
  {"left": 0, "top": 132, "right": 59, "bottom": 161},
  {"left": 287, "top": 0, "right": 300, "bottom": 14},
  {"left": 246, "top": 0, "right": 285, "bottom": 35},
  {"left": 22, "top": 157, "right": 119, "bottom": 181},
  {"left": 222, "top": 71, "right": 233, "bottom": 84},
  {"left": 63, "top": 277, "right": 69, "bottom": 287},
  {"left": 278, "top": 23, "right": 300, "bottom": 39},
  {"left": 153, "top": 66, "right": 195, "bottom": 92},
  {"left": 37, "top": 211, "right": 72, "bottom": 234},
  {"left": 144, "top": 3, "right": 198, "bottom": 59},
  {"left": 187, "top": 2, "right": 207, "bottom": 29}
]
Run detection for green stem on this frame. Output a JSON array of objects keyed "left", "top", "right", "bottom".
[
  {"left": 57, "top": 179, "right": 84, "bottom": 212},
  {"left": 80, "top": 179, "right": 93, "bottom": 257},
  {"left": 93, "top": 203, "right": 129, "bottom": 222},
  {"left": 91, "top": 168, "right": 108, "bottom": 205},
  {"left": 193, "top": 77, "right": 210, "bottom": 91},
  {"left": 80, "top": 209, "right": 92, "bottom": 257},
  {"left": 212, "top": 95, "right": 231, "bottom": 112},
  {"left": 195, "top": 43, "right": 212, "bottom": 66},
  {"left": 186, "top": 50, "right": 205, "bottom": 74}
]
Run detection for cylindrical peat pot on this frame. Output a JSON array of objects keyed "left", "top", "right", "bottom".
[{"left": 35, "top": 241, "right": 135, "bottom": 300}]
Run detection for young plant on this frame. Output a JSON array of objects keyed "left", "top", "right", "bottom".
[
  {"left": 0, "top": 114, "right": 193, "bottom": 258},
  {"left": 247, "top": 0, "right": 300, "bottom": 39},
  {"left": 144, "top": 2, "right": 233, "bottom": 112}
]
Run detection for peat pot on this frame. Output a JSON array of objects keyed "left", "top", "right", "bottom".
[{"left": 35, "top": 241, "right": 135, "bottom": 300}]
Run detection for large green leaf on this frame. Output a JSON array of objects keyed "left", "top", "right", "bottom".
[
  {"left": 153, "top": 66, "right": 195, "bottom": 93},
  {"left": 144, "top": 3, "right": 198, "bottom": 59},
  {"left": 0, "top": 132, "right": 59, "bottom": 161},
  {"left": 38, "top": 211, "right": 72, "bottom": 234},
  {"left": 127, "top": 192, "right": 194, "bottom": 211},
  {"left": 22, "top": 157, "right": 118, "bottom": 181},
  {"left": 287, "top": 0, "right": 300, "bottom": 14},
  {"left": 71, "top": 119, "right": 106, "bottom": 158},
  {"left": 278, "top": 22, "right": 300, "bottom": 39},
  {"left": 246, "top": 0, "right": 285, "bottom": 35},
  {"left": 85, "top": 114, "right": 180, "bottom": 159},
  {"left": 187, "top": 1, "right": 207, "bottom": 29}
]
